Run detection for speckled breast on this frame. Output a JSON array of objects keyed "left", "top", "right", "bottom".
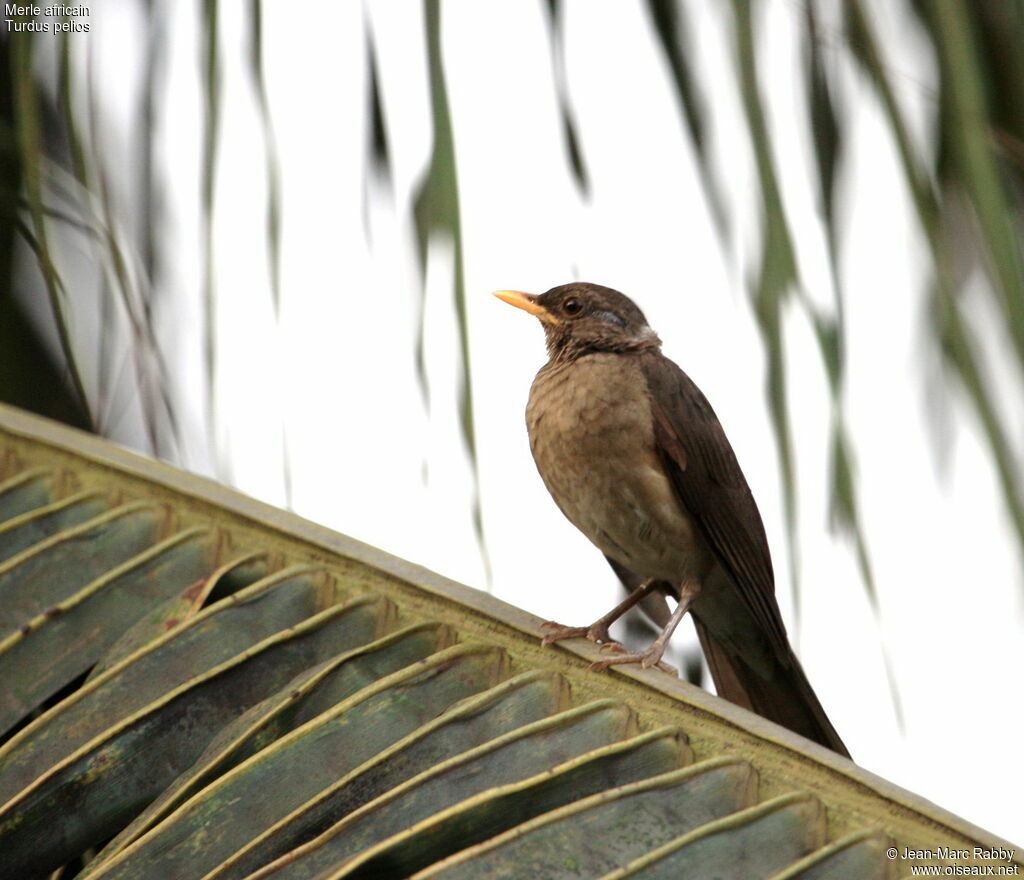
[{"left": 526, "top": 352, "right": 713, "bottom": 584}]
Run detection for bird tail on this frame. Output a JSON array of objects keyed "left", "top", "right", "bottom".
[{"left": 693, "top": 617, "right": 850, "bottom": 758}]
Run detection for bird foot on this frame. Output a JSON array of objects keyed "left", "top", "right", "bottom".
[
  {"left": 540, "top": 619, "right": 620, "bottom": 649},
  {"left": 588, "top": 642, "right": 677, "bottom": 675}
]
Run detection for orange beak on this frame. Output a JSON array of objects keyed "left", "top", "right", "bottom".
[{"left": 492, "top": 290, "right": 561, "bottom": 325}]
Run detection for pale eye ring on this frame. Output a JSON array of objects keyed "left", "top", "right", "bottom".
[{"left": 563, "top": 297, "right": 583, "bottom": 316}]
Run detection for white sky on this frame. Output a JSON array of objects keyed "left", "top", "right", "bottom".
[{"left": 31, "top": 0, "right": 1024, "bottom": 845}]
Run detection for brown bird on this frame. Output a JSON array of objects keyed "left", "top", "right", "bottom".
[{"left": 495, "top": 282, "right": 849, "bottom": 757}]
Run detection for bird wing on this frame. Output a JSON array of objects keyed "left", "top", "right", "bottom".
[{"left": 638, "top": 350, "right": 789, "bottom": 652}]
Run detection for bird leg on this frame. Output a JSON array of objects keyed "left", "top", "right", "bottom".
[
  {"left": 589, "top": 578, "right": 701, "bottom": 674},
  {"left": 540, "top": 577, "right": 660, "bottom": 649}
]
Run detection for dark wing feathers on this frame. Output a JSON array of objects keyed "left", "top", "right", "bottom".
[{"left": 639, "top": 351, "right": 790, "bottom": 652}]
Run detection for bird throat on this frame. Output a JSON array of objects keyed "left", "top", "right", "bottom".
[{"left": 544, "top": 326, "right": 661, "bottom": 363}]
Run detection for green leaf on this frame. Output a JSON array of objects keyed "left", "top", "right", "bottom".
[
  {"left": 341, "top": 751, "right": 744, "bottom": 880},
  {"left": 930, "top": 0, "right": 1024, "bottom": 371},
  {"left": 10, "top": 34, "right": 93, "bottom": 427},
  {"left": 245, "top": 699, "right": 639, "bottom": 880},
  {"left": 208, "top": 669, "right": 578, "bottom": 880},
  {"left": 84, "top": 552, "right": 273, "bottom": 682},
  {"left": 0, "top": 527, "right": 223, "bottom": 733},
  {"left": 86, "top": 644, "right": 509, "bottom": 880},
  {"left": 0, "top": 502, "right": 168, "bottom": 636},
  {"left": 0, "top": 490, "right": 105, "bottom": 562},
  {"left": 0, "top": 590, "right": 394, "bottom": 876},
  {"left": 0, "top": 567, "right": 349, "bottom": 803},
  {"left": 92, "top": 622, "right": 455, "bottom": 863},
  {"left": 645, "top": 0, "right": 727, "bottom": 236},
  {"left": 766, "top": 829, "right": 895, "bottom": 880},
  {"left": 600, "top": 793, "right": 824, "bottom": 879},
  {"left": 730, "top": 0, "right": 802, "bottom": 609},
  {"left": 411, "top": 0, "right": 487, "bottom": 573},
  {"left": 0, "top": 468, "right": 63, "bottom": 521},
  {"left": 328, "top": 731, "right": 693, "bottom": 880}
]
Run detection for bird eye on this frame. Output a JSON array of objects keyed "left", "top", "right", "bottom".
[{"left": 562, "top": 297, "right": 583, "bottom": 316}]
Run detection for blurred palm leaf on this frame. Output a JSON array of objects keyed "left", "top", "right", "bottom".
[
  {"left": 5, "top": 0, "right": 1024, "bottom": 595},
  {"left": 845, "top": 0, "right": 1024, "bottom": 554}
]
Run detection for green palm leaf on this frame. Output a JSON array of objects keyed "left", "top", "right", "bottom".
[{"left": 0, "top": 404, "right": 1016, "bottom": 879}]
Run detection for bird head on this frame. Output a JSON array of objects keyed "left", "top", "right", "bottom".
[{"left": 493, "top": 282, "right": 661, "bottom": 361}]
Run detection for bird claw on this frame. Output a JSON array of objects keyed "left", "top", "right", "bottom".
[
  {"left": 540, "top": 619, "right": 619, "bottom": 648},
  {"left": 598, "top": 641, "right": 629, "bottom": 654},
  {"left": 587, "top": 647, "right": 677, "bottom": 676},
  {"left": 539, "top": 622, "right": 675, "bottom": 675}
]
